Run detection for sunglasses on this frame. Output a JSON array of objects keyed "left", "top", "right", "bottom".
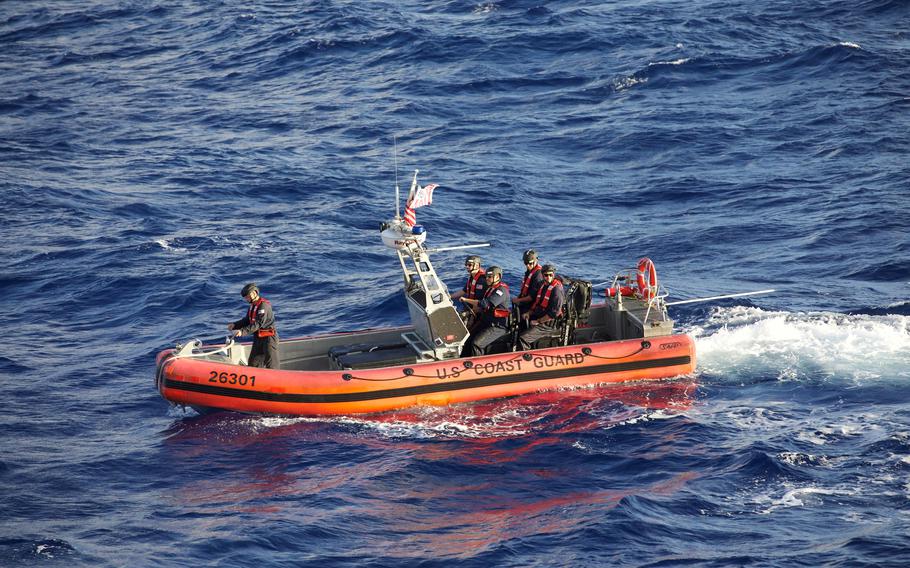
[{"left": 544, "top": 273, "right": 555, "bottom": 277}]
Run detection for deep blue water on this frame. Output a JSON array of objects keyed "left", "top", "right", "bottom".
[{"left": 2, "top": 0, "right": 910, "bottom": 565}]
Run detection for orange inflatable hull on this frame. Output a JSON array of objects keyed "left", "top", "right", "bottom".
[{"left": 156, "top": 334, "right": 695, "bottom": 416}]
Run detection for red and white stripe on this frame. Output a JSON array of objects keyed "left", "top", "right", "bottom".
[{"left": 404, "top": 183, "right": 437, "bottom": 227}]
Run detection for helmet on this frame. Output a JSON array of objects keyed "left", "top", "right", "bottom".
[
  {"left": 465, "top": 255, "right": 481, "bottom": 268},
  {"left": 540, "top": 264, "right": 556, "bottom": 275},
  {"left": 487, "top": 265, "right": 503, "bottom": 279},
  {"left": 522, "top": 249, "right": 538, "bottom": 263},
  {"left": 241, "top": 283, "right": 259, "bottom": 297}
]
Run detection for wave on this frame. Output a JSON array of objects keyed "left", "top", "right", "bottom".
[
  {"left": 688, "top": 307, "right": 910, "bottom": 382},
  {"left": 844, "top": 260, "right": 910, "bottom": 283},
  {"left": 164, "top": 381, "right": 696, "bottom": 443}
]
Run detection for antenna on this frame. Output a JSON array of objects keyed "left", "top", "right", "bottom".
[{"left": 394, "top": 135, "right": 400, "bottom": 220}]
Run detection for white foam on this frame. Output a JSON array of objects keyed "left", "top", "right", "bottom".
[
  {"left": 839, "top": 41, "right": 861, "bottom": 49},
  {"left": 614, "top": 409, "right": 677, "bottom": 426},
  {"left": 650, "top": 58, "right": 690, "bottom": 66},
  {"left": 778, "top": 452, "right": 831, "bottom": 467},
  {"left": 473, "top": 2, "right": 497, "bottom": 15},
  {"left": 614, "top": 76, "right": 648, "bottom": 91},
  {"left": 154, "top": 238, "right": 186, "bottom": 253},
  {"left": 689, "top": 307, "right": 910, "bottom": 382},
  {"left": 238, "top": 406, "right": 533, "bottom": 439},
  {"left": 758, "top": 485, "right": 857, "bottom": 514}
]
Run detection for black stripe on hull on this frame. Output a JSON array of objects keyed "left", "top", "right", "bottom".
[{"left": 164, "top": 355, "right": 691, "bottom": 405}]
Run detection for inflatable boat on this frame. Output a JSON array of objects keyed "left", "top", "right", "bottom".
[{"left": 155, "top": 172, "right": 695, "bottom": 416}]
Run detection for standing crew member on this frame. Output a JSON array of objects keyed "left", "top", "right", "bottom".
[
  {"left": 227, "top": 283, "right": 280, "bottom": 369},
  {"left": 461, "top": 266, "right": 511, "bottom": 356},
  {"left": 518, "top": 265, "right": 565, "bottom": 351},
  {"left": 513, "top": 249, "right": 543, "bottom": 318}
]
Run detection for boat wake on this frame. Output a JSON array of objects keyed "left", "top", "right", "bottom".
[
  {"left": 165, "top": 380, "right": 697, "bottom": 441},
  {"left": 688, "top": 306, "right": 910, "bottom": 382}
]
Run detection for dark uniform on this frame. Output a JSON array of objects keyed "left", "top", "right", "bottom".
[
  {"left": 517, "top": 261, "right": 544, "bottom": 316},
  {"left": 468, "top": 268, "right": 511, "bottom": 356},
  {"left": 453, "top": 256, "right": 487, "bottom": 332},
  {"left": 518, "top": 266, "right": 566, "bottom": 351},
  {"left": 233, "top": 289, "right": 280, "bottom": 369},
  {"left": 462, "top": 267, "right": 486, "bottom": 301}
]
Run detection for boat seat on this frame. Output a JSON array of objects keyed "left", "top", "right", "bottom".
[
  {"left": 526, "top": 322, "right": 566, "bottom": 350},
  {"left": 329, "top": 342, "right": 419, "bottom": 370},
  {"left": 524, "top": 310, "right": 574, "bottom": 350},
  {"left": 524, "top": 277, "right": 591, "bottom": 349},
  {"left": 485, "top": 304, "right": 522, "bottom": 355}
]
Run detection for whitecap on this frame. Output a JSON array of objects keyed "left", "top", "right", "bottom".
[
  {"left": 649, "top": 58, "right": 690, "bottom": 66},
  {"left": 758, "top": 485, "right": 856, "bottom": 514},
  {"left": 778, "top": 451, "right": 831, "bottom": 467},
  {"left": 689, "top": 307, "right": 910, "bottom": 383},
  {"left": 154, "top": 238, "right": 186, "bottom": 253},
  {"left": 614, "top": 76, "right": 648, "bottom": 91}
]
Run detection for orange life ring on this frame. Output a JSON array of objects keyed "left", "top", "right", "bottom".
[{"left": 636, "top": 257, "right": 658, "bottom": 300}]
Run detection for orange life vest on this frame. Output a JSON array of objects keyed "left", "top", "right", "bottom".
[
  {"left": 483, "top": 281, "right": 512, "bottom": 319},
  {"left": 530, "top": 278, "right": 563, "bottom": 316},
  {"left": 465, "top": 269, "right": 486, "bottom": 300},
  {"left": 520, "top": 264, "right": 541, "bottom": 297},
  {"left": 248, "top": 298, "right": 276, "bottom": 338}
]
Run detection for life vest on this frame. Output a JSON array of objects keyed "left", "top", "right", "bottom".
[
  {"left": 465, "top": 269, "right": 486, "bottom": 300},
  {"left": 483, "top": 281, "right": 512, "bottom": 320},
  {"left": 520, "top": 264, "right": 541, "bottom": 297},
  {"left": 248, "top": 298, "right": 276, "bottom": 338},
  {"left": 530, "top": 278, "right": 563, "bottom": 316}
]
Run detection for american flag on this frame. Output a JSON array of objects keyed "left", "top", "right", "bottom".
[{"left": 404, "top": 183, "right": 438, "bottom": 227}]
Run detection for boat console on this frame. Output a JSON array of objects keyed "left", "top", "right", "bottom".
[
  {"left": 324, "top": 171, "right": 674, "bottom": 371},
  {"left": 324, "top": 215, "right": 474, "bottom": 371}
]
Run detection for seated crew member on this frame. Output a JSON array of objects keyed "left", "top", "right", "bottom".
[
  {"left": 450, "top": 255, "right": 486, "bottom": 303},
  {"left": 227, "top": 283, "right": 280, "bottom": 369},
  {"left": 518, "top": 264, "right": 566, "bottom": 351},
  {"left": 461, "top": 266, "right": 511, "bottom": 356},
  {"left": 512, "top": 249, "right": 544, "bottom": 318}
]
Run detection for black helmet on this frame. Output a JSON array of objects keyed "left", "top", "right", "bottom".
[
  {"left": 241, "top": 283, "right": 259, "bottom": 297},
  {"left": 487, "top": 265, "right": 503, "bottom": 279},
  {"left": 541, "top": 264, "right": 556, "bottom": 275},
  {"left": 465, "top": 255, "right": 481, "bottom": 267},
  {"left": 522, "top": 249, "right": 538, "bottom": 263}
]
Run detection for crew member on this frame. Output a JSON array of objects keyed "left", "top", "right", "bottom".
[
  {"left": 513, "top": 249, "right": 544, "bottom": 318},
  {"left": 450, "top": 255, "right": 486, "bottom": 303},
  {"left": 518, "top": 265, "right": 565, "bottom": 351},
  {"left": 461, "top": 266, "right": 511, "bottom": 356},
  {"left": 227, "top": 283, "right": 280, "bottom": 369}
]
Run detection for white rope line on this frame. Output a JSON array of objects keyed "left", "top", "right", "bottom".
[{"left": 169, "top": 339, "right": 237, "bottom": 360}]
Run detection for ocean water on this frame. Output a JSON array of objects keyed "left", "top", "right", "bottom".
[{"left": 2, "top": 0, "right": 910, "bottom": 566}]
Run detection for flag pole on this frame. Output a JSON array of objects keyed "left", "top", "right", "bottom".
[
  {"left": 393, "top": 136, "right": 400, "bottom": 220},
  {"left": 409, "top": 169, "right": 419, "bottom": 200}
]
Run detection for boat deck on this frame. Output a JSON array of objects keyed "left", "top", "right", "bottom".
[{"left": 272, "top": 298, "right": 672, "bottom": 372}]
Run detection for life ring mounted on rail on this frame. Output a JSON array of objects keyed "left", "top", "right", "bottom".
[{"left": 636, "top": 257, "right": 658, "bottom": 300}]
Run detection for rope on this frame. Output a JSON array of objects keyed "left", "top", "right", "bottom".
[
  {"left": 170, "top": 339, "right": 235, "bottom": 360},
  {"left": 581, "top": 340, "right": 651, "bottom": 360},
  {"left": 341, "top": 342, "right": 651, "bottom": 381}
]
